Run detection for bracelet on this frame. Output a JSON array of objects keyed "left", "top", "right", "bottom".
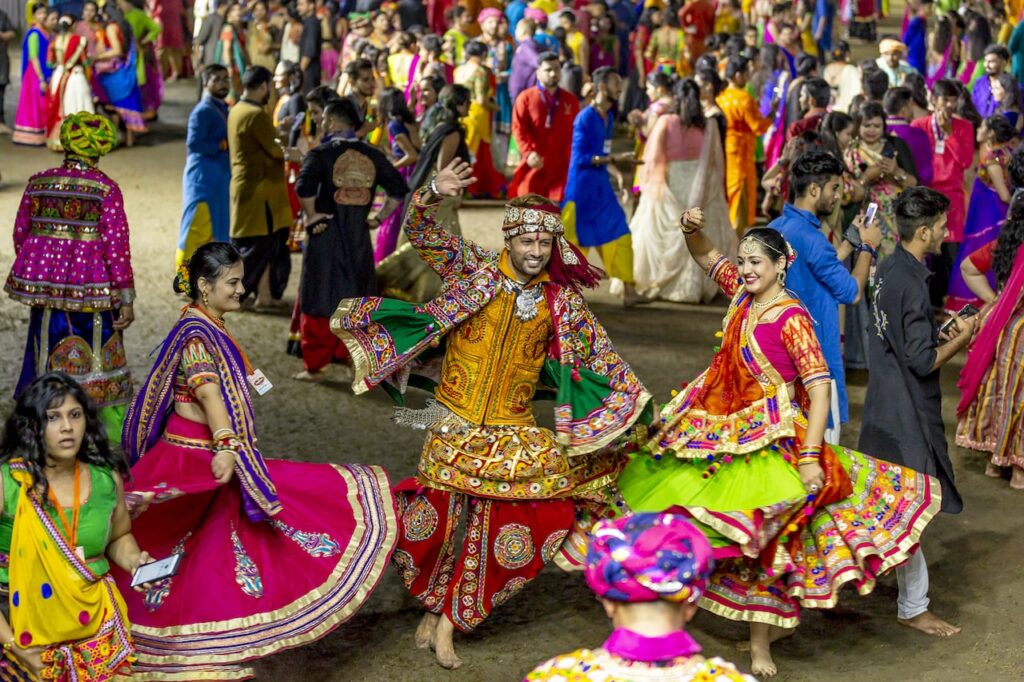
[
  {"left": 797, "top": 444, "right": 822, "bottom": 465},
  {"left": 856, "top": 243, "right": 878, "bottom": 260},
  {"left": 428, "top": 177, "right": 440, "bottom": 196},
  {"left": 119, "top": 287, "right": 136, "bottom": 306},
  {"left": 211, "top": 428, "right": 234, "bottom": 441},
  {"left": 214, "top": 433, "right": 242, "bottom": 454}
]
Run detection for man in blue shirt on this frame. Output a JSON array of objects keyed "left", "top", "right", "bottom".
[
  {"left": 768, "top": 151, "right": 881, "bottom": 442},
  {"left": 177, "top": 64, "right": 232, "bottom": 267}
]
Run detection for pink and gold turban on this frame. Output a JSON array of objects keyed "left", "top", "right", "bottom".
[
  {"left": 585, "top": 512, "right": 714, "bottom": 604},
  {"left": 501, "top": 201, "right": 603, "bottom": 288}
]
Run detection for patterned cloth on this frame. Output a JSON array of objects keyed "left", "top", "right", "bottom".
[{"left": 526, "top": 649, "right": 754, "bottom": 681}]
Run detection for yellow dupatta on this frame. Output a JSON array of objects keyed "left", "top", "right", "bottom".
[{"left": 7, "top": 460, "right": 134, "bottom": 681}]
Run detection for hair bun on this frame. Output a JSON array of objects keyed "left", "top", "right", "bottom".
[{"left": 173, "top": 263, "right": 193, "bottom": 296}]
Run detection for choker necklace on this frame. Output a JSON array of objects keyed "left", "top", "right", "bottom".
[{"left": 752, "top": 289, "right": 786, "bottom": 312}]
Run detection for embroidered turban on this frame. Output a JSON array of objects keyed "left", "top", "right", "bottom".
[
  {"left": 585, "top": 512, "right": 714, "bottom": 604},
  {"left": 60, "top": 112, "right": 116, "bottom": 158}
]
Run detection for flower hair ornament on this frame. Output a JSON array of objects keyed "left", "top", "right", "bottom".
[{"left": 175, "top": 263, "right": 193, "bottom": 297}]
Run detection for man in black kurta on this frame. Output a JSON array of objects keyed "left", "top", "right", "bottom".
[
  {"left": 859, "top": 187, "right": 976, "bottom": 638},
  {"left": 294, "top": 98, "right": 408, "bottom": 381}
]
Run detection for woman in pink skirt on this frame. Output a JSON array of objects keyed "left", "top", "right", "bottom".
[
  {"left": 13, "top": 2, "right": 57, "bottom": 146},
  {"left": 118, "top": 242, "right": 399, "bottom": 680}
]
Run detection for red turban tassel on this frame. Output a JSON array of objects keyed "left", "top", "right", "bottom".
[{"left": 547, "top": 237, "right": 605, "bottom": 289}]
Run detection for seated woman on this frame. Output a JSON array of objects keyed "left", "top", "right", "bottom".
[
  {"left": 957, "top": 191, "right": 1024, "bottom": 489},
  {"left": 526, "top": 512, "right": 753, "bottom": 681},
  {"left": 0, "top": 372, "right": 150, "bottom": 680},
  {"left": 617, "top": 212, "right": 941, "bottom": 677},
  {"left": 117, "top": 243, "right": 399, "bottom": 680}
]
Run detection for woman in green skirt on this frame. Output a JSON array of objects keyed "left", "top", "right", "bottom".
[{"left": 617, "top": 208, "right": 941, "bottom": 677}]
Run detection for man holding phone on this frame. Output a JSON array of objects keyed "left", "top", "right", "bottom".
[
  {"left": 860, "top": 187, "right": 975, "bottom": 638},
  {"left": 770, "top": 150, "right": 882, "bottom": 443}
]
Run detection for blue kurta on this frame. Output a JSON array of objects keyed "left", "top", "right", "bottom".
[
  {"left": 563, "top": 106, "right": 628, "bottom": 248},
  {"left": 179, "top": 95, "right": 231, "bottom": 252}
]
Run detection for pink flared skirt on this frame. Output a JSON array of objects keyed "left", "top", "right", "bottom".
[
  {"left": 13, "top": 68, "right": 48, "bottom": 146},
  {"left": 116, "top": 414, "right": 398, "bottom": 680}
]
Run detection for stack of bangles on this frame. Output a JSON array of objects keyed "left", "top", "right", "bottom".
[
  {"left": 680, "top": 215, "right": 700, "bottom": 235},
  {"left": 798, "top": 443, "right": 822, "bottom": 465},
  {"left": 212, "top": 428, "right": 241, "bottom": 457}
]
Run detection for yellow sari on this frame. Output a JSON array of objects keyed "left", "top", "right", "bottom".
[{"left": 5, "top": 459, "right": 133, "bottom": 681}]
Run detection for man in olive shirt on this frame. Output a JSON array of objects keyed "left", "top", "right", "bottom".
[{"left": 228, "top": 66, "right": 294, "bottom": 308}]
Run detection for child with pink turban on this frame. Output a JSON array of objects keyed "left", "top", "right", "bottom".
[{"left": 525, "top": 513, "right": 755, "bottom": 680}]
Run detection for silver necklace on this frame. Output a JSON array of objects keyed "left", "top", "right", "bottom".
[{"left": 504, "top": 278, "right": 544, "bottom": 321}]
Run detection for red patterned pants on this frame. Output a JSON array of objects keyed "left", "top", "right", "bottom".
[{"left": 392, "top": 478, "right": 575, "bottom": 632}]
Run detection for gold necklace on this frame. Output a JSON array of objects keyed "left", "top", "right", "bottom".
[{"left": 752, "top": 289, "right": 786, "bottom": 312}]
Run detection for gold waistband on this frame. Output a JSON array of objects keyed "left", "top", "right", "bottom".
[
  {"left": 161, "top": 432, "right": 214, "bottom": 450},
  {"left": 30, "top": 223, "right": 101, "bottom": 241}
]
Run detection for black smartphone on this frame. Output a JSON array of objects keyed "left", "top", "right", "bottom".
[{"left": 940, "top": 304, "right": 981, "bottom": 335}]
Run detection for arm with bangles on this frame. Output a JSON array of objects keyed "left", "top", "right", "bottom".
[
  {"left": 193, "top": 383, "right": 236, "bottom": 485},
  {"left": 780, "top": 311, "right": 831, "bottom": 493}
]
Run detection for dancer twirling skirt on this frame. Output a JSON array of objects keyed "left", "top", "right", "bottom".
[
  {"left": 116, "top": 243, "right": 398, "bottom": 680},
  {"left": 617, "top": 212, "right": 941, "bottom": 674}
]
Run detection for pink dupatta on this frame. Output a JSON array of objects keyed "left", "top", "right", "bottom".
[{"left": 957, "top": 244, "right": 1024, "bottom": 414}]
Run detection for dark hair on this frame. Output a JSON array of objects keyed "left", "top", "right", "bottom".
[
  {"left": 647, "top": 70, "right": 675, "bottom": 93},
  {"left": 771, "top": 1, "right": 790, "bottom": 16},
  {"left": 932, "top": 15, "right": 953, "bottom": 55},
  {"left": 882, "top": 86, "right": 913, "bottom": 116},
  {"left": 802, "top": 77, "right": 830, "bottom": 108},
  {"left": 435, "top": 83, "right": 471, "bottom": 127},
  {"left": 789, "top": 150, "right": 844, "bottom": 198},
  {"left": 464, "top": 39, "right": 488, "bottom": 59},
  {"left": 202, "top": 63, "right": 228, "bottom": 86},
  {"left": 345, "top": 57, "right": 374, "bottom": 80},
  {"left": 324, "top": 97, "right": 362, "bottom": 129},
  {"left": 420, "top": 33, "right": 442, "bottom": 55},
  {"left": 694, "top": 53, "right": 718, "bottom": 73},
  {"left": 173, "top": 242, "right": 243, "bottom": 300},
  {"left": 830, "top": 39, "right": 850, "bottom": 62},
  {"left": 932, "top": 78, "right": 960, "bottom": 99},
  {"left": 819, "top": 111, "right": 854, "bottom": 159},
  {"left": 695, "top": 66, "right": 724, "bottom": 96},
  {"left": 863, "top": 69, "right": 889, "bottom": 101},
  {"left": 724, "top": 34, "right": 746, "bottom": 57},
  {"left": 985, "top": 114, "right": 1017, "bottom": 144},
  {"left": 306, "top": 84, "right": 336, "bottom": 109},
  {"left": 741, "top": 227, "right": 791, "bottom": 268},
  {"left": 0, "top": 373, "right": 128, "bottom": 500},
  {"left": 994, "top": 73, "right": 1022, "bottom": 114},
  {"left": 592, "top": 66, "right": 617, "bottom": 88},
  {"left": 964, "top": 11, "right": 993, "bottom": 62},
  {"left": 950, "top": 80, "right": 983, "bottom": 130},
  {"left": 241, "top": 65, "right": 272, "bottom": 90},
  {"left": 993, "top": 192, "right": 1024, "bottom": 288},
  {"left": 985, "top": 44, "right": 1011, "bottom": 62},
  {"left": 537, "top": 50, "right": 560, "bottom": 66},
  {"left": 419, "top": 73, "right": 445, "bottom": 98},
  {"left": 379, "top": 86, "right": 415, "bottom": 124},
  {"left": 902, "top": 71, "right": 930, "bottom": 109},
  {"left": 796, "top": 54, "right": 817, "bottom": 78},
  {"left": 559, "top": 10, "right": 576, "bottom": 24},
  {"left": 674, "top": 78, "right": 705, "bottom": 129},
  {"left": 1008, "top": 144, "right": 1024, "bottom": 188},
  {"left": 893, "top": 186, "right": 951, "bottom": 242},
  {"left": 726, "top": 55, "right": 749, "bottom": 80},
  {"left": 855, "top": 101, "right": 887, "bottom": 135}
]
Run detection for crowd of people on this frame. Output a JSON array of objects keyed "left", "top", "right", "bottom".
[{"left": 8, "top": 0, "right": 1024, "bottom": 680}]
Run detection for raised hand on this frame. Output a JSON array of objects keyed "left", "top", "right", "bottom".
[
  {"left": 432, "top": 159, "right": 477, "bottom": 197},
  {"left": 680, "top": 207, "right": 705, "bottom": 232}
]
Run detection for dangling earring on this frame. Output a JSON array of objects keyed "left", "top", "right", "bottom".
[
  {"left": 777, "top": 270, "right": 786, "bottom": 287},
  {"left": 202, "top": 289, "right": 209, "bottom": 306}
]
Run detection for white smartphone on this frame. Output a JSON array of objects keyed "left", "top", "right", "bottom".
[
  {"left": 131, "top": 553, "right": 183, "bottom": 587},
  {"left": 864, "top": 202, "right": 878, "bottom": 225}
]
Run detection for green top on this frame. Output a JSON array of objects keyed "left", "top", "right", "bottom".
[{"left": 0, "top": 463, "right": 116, "bottom": 584}]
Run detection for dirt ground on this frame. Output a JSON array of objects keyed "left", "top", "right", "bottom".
[{"left": 2, "top": 19, "right": 1024, "bottom": 682}]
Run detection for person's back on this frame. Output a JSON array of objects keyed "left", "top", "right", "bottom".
[{"left": 229, "top": 100, "right": 277, "bottom": 186}]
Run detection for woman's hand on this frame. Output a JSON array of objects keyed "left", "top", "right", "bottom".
[
  {"left": 799, "top": 461, "right": 825, "bottom": 495},
  {"left": 680, "top": 207, "right": 705, "bottom": 232},
  {"left": 12, "top": 646, "right": 45, "bottom": 677},
  {"left": 129, "top": 550, "right": 155, "bottom": 592},
  {"left": 431, "top": 158, "right": 477, "bottom": 196},
  {"left": 212, "top": 450, "right": 236, "bottom": 484}
]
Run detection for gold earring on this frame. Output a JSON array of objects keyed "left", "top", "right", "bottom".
[
  {"left": 202, "top": 290, "right": 209, "bottom": 306},
  {"left": 777, "top": 271, "right": 786, "bottom": 287}
]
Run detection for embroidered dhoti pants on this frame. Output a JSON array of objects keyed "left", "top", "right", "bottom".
[{"left": 391, "top": 479, "right": 575, "bottom": 632}]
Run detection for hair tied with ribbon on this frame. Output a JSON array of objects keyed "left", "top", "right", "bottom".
[{"left": 175, "top": 263, "right": 193, "bottom": 296}]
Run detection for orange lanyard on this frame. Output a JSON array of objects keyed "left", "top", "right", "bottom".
[{"left": 46, "top": 460, "right": 81, "bottom": 548}]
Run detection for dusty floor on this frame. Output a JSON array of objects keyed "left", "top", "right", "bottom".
[{"left": 1, "top": 24, "right": 1023, "bottom": 682}]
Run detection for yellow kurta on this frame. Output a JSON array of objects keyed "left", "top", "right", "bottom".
[
  {"left": 227, "top": 100, "right": 293, "bottom": 238},
  {"left": 716, "top": 85, "right": 771, "bottom": 233}
]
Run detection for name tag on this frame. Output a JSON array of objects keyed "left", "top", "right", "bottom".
[
  {"left": 935, "top": 139, "right": 945, "bottom": 155},
  {"left": 603, "top": 139, "right": 612, "bottom": 154},
  {"left": 248, "top": 369, "right": 273, "bottom": 395}
]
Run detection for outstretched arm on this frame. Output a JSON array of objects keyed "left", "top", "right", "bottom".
[
  {"left": 403, "top": 158, "right": 477, "bottom": 276},
  {"left": 679, "top": 208, "right": 720, "bottom": 272}
]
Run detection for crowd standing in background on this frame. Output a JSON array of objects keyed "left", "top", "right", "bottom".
[{"left": 7, "top": 0, "right": 1024, "bottom": 679}]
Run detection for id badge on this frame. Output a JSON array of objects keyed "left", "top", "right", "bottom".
[
  {"left": 935, "top": 139, "right": 945, "bottom": 155},
  {"left": 603, "top": 139, "right": 612, "bottom": 154},
  {"left": 248, "top": 369, "right": 273, "bottom": 395}
]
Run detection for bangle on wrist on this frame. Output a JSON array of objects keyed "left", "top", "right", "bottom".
[
  {"left": 428, "top": 177, "right": 440, "bottom": 196},
  {"left": 798, "top": 444, "right": 822, "bottom": 465},
  {"left": 856, "top": 242, "right": 877, "bottom": 260}
]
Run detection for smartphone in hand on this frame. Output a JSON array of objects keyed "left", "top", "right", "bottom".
[
  {"left": 864, "top": 202, "right": 878, "bottom": 225},
  {"left": 940, "top": 304, "right": 981, "bottom": 336}
]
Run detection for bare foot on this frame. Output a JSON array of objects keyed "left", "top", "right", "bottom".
[
  {"left": 292, "top": 370, "right": 326, "bottom": 382},
  {"left": 1011, "top": 466, "right": 1024, "bottom": 490},
  {"left": 898, "top": 611, "right": 961, "bottom": 637},
  {"left": 749, "top": 639, "right": 777, "bottom": 678},
  {"left": 415, "top": 612, "right": 439, "bottom": 650},
  {"left": 433, "top": 615, "right": 463, "bottom": 670},
  {"left": 985, "top": 462, "right": 1003, "bottom": 479},
  {"left": 737, "top": 626, "right": 795, "bottom": 651}
]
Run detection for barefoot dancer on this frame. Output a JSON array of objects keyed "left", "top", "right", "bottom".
[
  {"left": 334, "top": 160, "right": 650, "bottom": 669},
  {"left": 617, "top": 209, "right": 942, "bottom": 677},
  {"left": 860, "top": 187, "right": 975, "bottom": 638}
]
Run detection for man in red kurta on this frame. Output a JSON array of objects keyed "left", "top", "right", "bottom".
[
  {"left": 679, "top": 0, "right": 715, "bottom": 64},
  {"left": 508, "top": 53, "right": 580, "bottom": 202}
]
